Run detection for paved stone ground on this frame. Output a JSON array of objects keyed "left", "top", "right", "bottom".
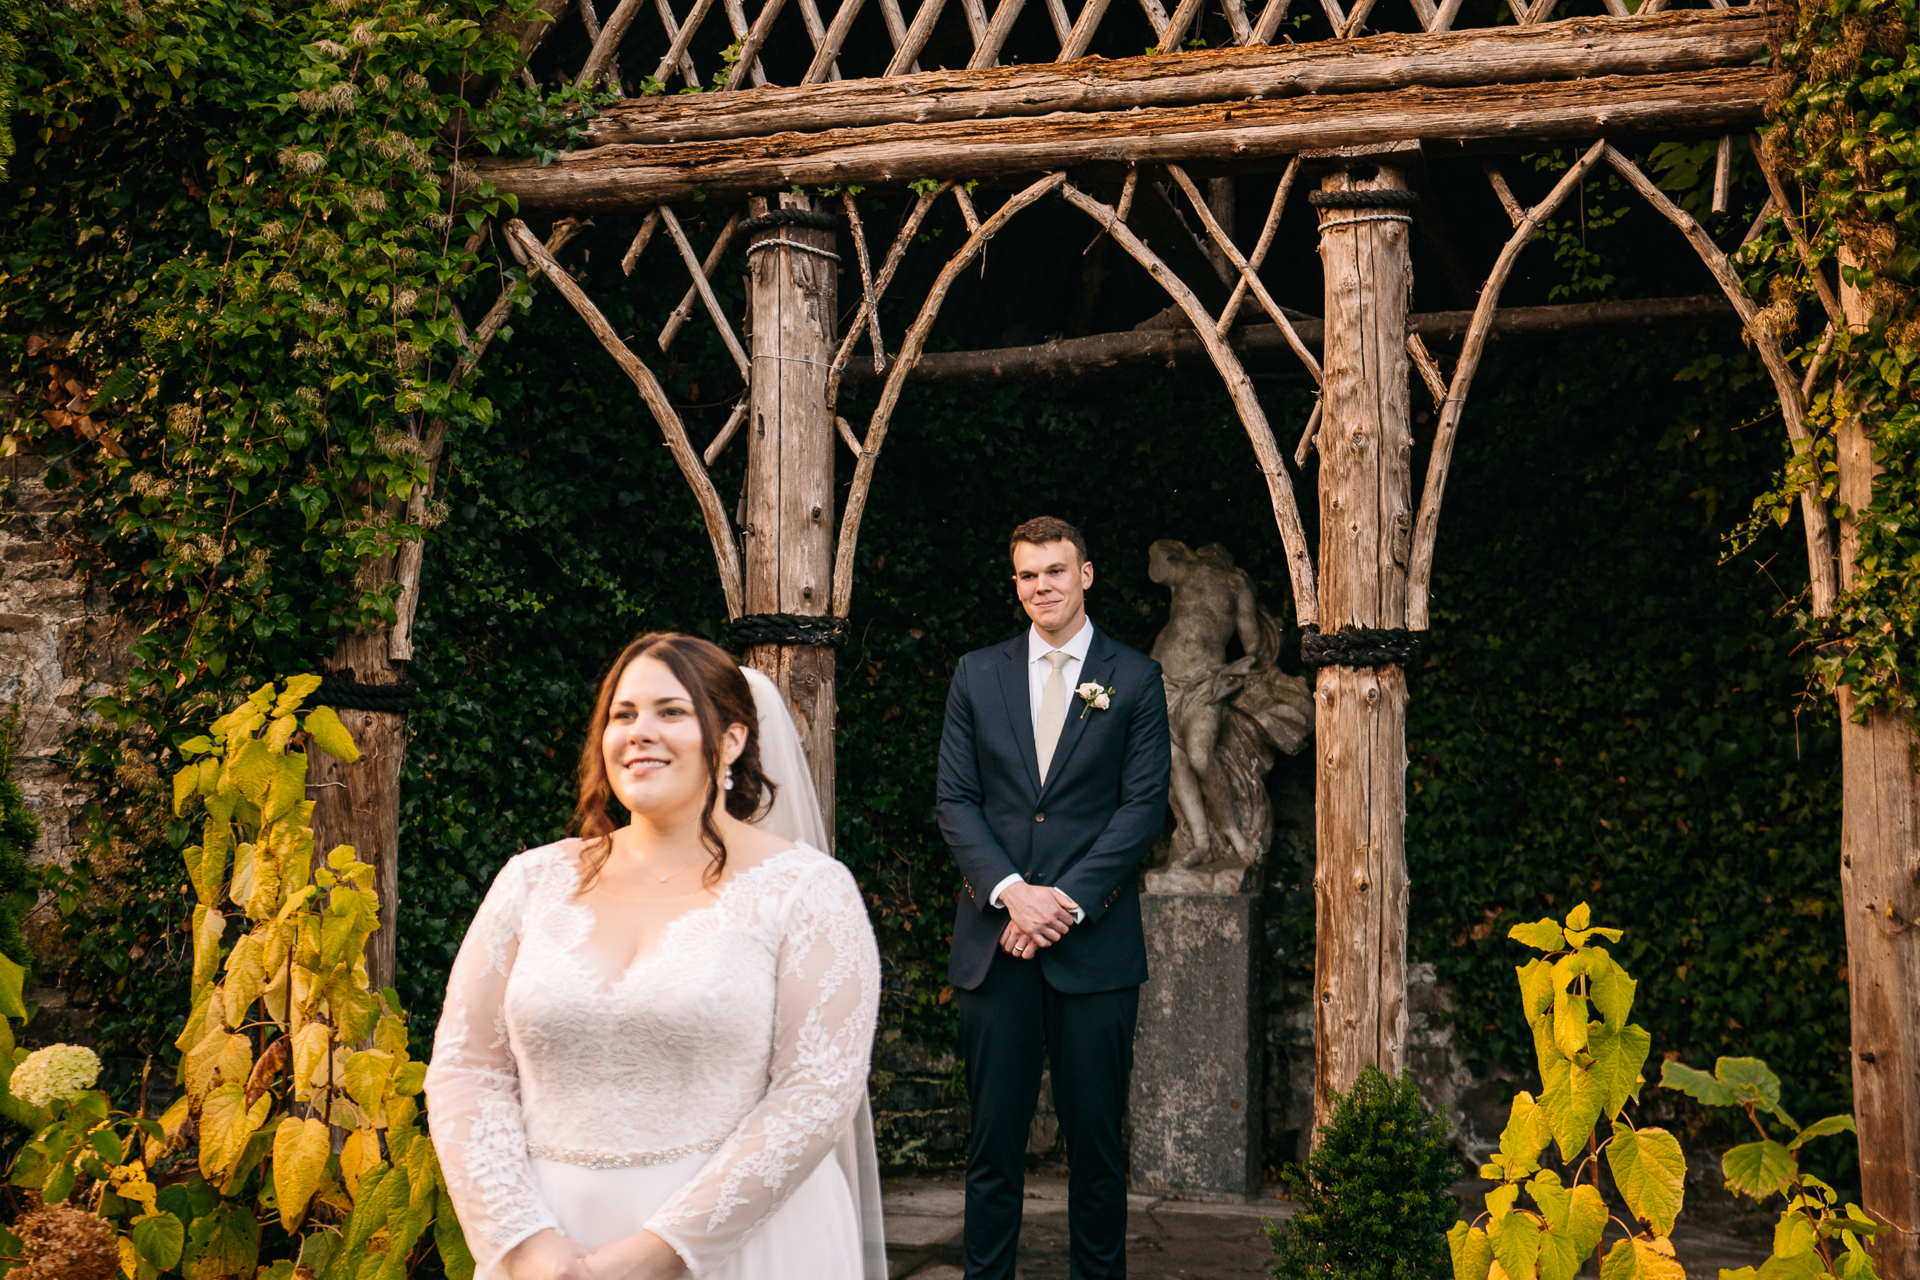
[{"left": 882, "top": 1174, "right": 1774, "bottom": 1279}]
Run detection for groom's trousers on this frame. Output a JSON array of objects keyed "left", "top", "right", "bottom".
[{"left": 957, "top": 955, "right": 1140, "bottom": 1280}]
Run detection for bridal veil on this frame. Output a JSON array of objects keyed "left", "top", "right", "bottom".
[{"left": 741, "top": 665, "right": 889, "bottom": 1280}]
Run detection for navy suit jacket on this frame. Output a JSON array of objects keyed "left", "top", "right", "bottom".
[{"left": 937, "top": 627, "right": 1171, "bottom": 993}]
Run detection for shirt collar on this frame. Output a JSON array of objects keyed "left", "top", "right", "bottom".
[{"left": 1029, "top": 617, "right": 1095, "bottom": 664}]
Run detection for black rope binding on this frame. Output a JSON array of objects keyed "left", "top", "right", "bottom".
[
  {"left": 1306, "top": 189, "right": 1421, "bottom": 210},
  {"left": 738, "top": 209, "right": 843, "bottom": 237},
  {"left": 727, "top": 613, "right": 853, "bottom": 650},
  {"left": 1299, "top": 625, "right": 1422, "bottom": 669},
  {"left": 314, "top": 676, "right": 420, "bottom": 713}
]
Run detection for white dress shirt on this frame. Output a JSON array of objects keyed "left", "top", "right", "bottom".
[{"left": 990, "top": 618, "right": 1095, "bottom": 920}]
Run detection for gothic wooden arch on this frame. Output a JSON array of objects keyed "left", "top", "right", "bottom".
[{"left": 332, "top": 0, "right": 1916, "bottom": 1263}]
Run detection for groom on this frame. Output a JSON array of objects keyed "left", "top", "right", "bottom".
[{"left": 938, "top": 516, "right": 1171, "bottom": 1280}]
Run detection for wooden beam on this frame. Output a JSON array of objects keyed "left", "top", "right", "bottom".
[
  {"left": 475, "top": 66, "right": 1772, "bottom": 208},
  {"left": 576, "top": 10, "right": 1768, "bottom": 146},
  {"left": 836, "top": 294, "right": 1737, "bottom": 384}
]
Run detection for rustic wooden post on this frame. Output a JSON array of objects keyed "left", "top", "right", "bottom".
[
  {"left": 1309, "top": 150, "right": 1415, "bottom": 1137},
  {"left": 308, "top": 616, "right": 409, "bottom": 992},
  {"left": 742, "top": 193, "right": 840, "bottom": 837},
  {"left": 1835, "top": 262, "right": 1920, "bottom": 1276}
]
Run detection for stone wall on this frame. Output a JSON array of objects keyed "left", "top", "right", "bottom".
[{"left": 1, "top": 444, "right": 134, "bottom": 1005}]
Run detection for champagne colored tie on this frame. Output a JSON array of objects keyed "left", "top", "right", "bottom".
[{"left": 1036, "top": 651, "right": 1071, "bottom": 784}]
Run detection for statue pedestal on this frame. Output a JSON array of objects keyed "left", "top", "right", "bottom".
[{"left": 1128, "top": 891, "right": 1262, "bottom": 1197}]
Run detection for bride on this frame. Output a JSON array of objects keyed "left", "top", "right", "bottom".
[{"left": 426, "top": 633, "right": 885, "bottom": 1280}]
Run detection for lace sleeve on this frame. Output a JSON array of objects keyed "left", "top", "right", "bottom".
[
  {"left": 644, "top": 857, "right": 881, "bottom": 1274},
  {"left": 424, "top": 855, "right": 558, "bottom": 1269}
]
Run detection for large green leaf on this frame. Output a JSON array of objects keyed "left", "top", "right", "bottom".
[
  {"left": 132, "top": 1211, "right": 186, "bottom": 1269},
  {"left": 1495, "top": 1092, "right": 1552, "bottom": 1177},
  {"left": 1722, "top": 1140, "right": 1796, "bottom": 1201},
  {"left": 1586, "top": 1021, "right": 1651, "bottom": 1120},
  {"left": 183, "top": 1202, "right": 260, "bottom": 1280},
  {"left": 1536, "top": 1183, "right": 1608, "bottom": 1280},
  {"left": 1537, "top": 1020, "right": 1605, "bottom": 1161},
  {"left": 1447, "top": 1221, "right": 1493, "bottom": 1280},
  {"left": 1659, "top": 1060, "right": 1734, "bottom": 1107},
  {"left": 1490, "top": 1207, "right": 1544, "bottom": 1280},
  {"left": 1588, "top": 951, "right": 1636, "bottom": 1030},
  {"left": 1606, "top": 1123, "right": 1686, "bottom": 1236},
  {"left": 1716, "top": 1058, "right": 1794, "bottom": 1126},
  {"left": 435, "top": 1182, "right": 476, "bottom": 1280}
]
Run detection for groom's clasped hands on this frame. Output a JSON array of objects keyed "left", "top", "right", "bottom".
[{"left": 996, "top": 879, "right": 1080, "bottom": 958}]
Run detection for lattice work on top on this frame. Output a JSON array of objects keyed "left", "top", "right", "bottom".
[{"left": 562, "top": 0, "right": 1766, "bottom": 94}]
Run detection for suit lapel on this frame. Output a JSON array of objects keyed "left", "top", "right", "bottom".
[
  {"left": 995, "top": 638, "right": 1042, "bottom": 798},
  {"left": 1038, "top": 629, "right": 1115, "bottom": 800}
]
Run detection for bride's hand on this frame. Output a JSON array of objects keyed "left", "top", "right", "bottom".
[
  {"left": 504, "top": 1230, "right": 597, "bottom": 1280},
  {"left": 583, "top": 1230, "right": 688, "bottom": 1280}
]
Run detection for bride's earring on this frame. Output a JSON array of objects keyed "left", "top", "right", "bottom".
[{"left": 723, "top": 766, "right": 735, "bottom": 791}]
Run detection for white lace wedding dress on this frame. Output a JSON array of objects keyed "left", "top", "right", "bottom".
[{"left": 426, "top": 672, "right": 885, "bottom": 1280}]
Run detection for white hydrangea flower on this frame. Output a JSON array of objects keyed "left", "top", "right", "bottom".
[{"left": 10, "top": 1044, "right": 102, "bottom": 1108}]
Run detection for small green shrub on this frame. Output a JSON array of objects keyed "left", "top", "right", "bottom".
[{"left": 1266, "top": 1066, "right": 1461, "bottom": 1280}]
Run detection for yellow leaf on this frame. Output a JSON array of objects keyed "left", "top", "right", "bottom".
[
  {"left": 174, "top": 986, "right": 221, "bottom": 1054},
  {"left": 291, "top": 1022, "right": 332, "bottom": 1103},
  {"left": 172, "top": 766, "right": 197, "bottom": 818},
  {"left": 272, "top": 1116, "right": 332, "bottom": 1231},
  {"left": 223, "top": 935, "right": 264, "bottom": 1025},
  {"left": 276, "top": 673, "right": 324, "bottom": 714},
  {"left": 342, "top": 1050, "right": 394, "bottom": 1119},
  {"left": 146, "top": 1095, "right": 192, "bottom": 1164},
  {"left": 183, "top": 1028, "right": 245, "bottom": 1103},
  {"left": 260, "top": 962, "right": 290, "bottom": 1031},
  {"left": 223, "top": 737, "right": 278, "bottom": 804},
  {"left": 191, "top": 905, "right": 225, "bottom": 998},
  {"left": 1607, "top": 1123, "right": 1687, "bottom": 1237},
  {"left": 263, "top": 750, "right": 306, "bottom": 825},
  {"left": 218, "top": 1032, "right": 253, "bottom": 1092},
  {"left": 304, "top": 705, "right": 361, "bottom": 763},
  {"left": 229, "top": 842, "right": 256, "bottom": 911},
  {"left": 265, "top": 713, "right": 299, "bottom": 755},
  {"left": 198, "top": 1082, "right": 269, "bottom": 1180},
  {"left": 339, "top": 1127, "right": 381, "bottom": 1200}
]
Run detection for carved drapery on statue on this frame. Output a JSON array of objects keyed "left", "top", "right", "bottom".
[{"left": 1143, "top": 540, "right": 1314, "bottom": 894}]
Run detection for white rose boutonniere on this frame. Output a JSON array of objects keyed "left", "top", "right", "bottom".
[{"left": 1076, "top": 681, "right": 1115, "bottom": 719}]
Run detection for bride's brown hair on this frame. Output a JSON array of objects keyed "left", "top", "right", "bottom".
[{"left": 572, "top": 632, "right": 776, "bottom": 890}]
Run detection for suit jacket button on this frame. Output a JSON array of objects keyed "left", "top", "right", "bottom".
[{"left": 1035, "top": 812, "right": 1045, "bottom": 822}]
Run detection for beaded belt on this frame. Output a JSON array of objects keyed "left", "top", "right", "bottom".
[{"left": 526, "top": 1135, "right": 726, "bottom": 1170}]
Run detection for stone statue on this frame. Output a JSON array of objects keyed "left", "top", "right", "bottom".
[{"left": 1144, "top": 540, "right": 1314, "bottom": 894}]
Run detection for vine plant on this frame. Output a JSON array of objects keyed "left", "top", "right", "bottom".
[
  {"left": 1738, "top": 0, "right": 1920, "bottom": 712},
  {"left": 1, "top": 0, "right": 604, "bottom": 1052},
  {"left": 0, "top": 676, "right": 466, "bottom": 1277}
]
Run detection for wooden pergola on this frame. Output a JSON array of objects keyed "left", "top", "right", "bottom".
[{"left": 313, "top": 0, "right": 1915, "bottom": 1268}]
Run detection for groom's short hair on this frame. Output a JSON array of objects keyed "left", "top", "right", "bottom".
[{"left": 1009, "top": 516, "right": 1089, "bottom": 566}]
